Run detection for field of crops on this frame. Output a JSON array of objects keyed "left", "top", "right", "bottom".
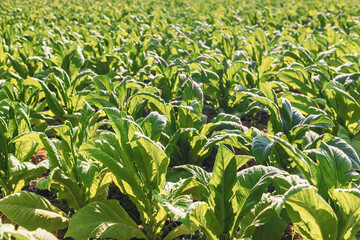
[{"left": 1, "top": 0, "right": 360, "bottom": 239}]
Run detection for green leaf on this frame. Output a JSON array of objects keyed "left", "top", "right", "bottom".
[
  {"left": 203, "top": 133, "right": 251, "bottom": 155},
  {"left": 238, "top": 194, "right": 286, "bottom": 239},
  {"left": 176, "top": 164, "right": 211, "bottom": 201},
  {"left": 163, "top": 222, "right": 199, "bottom": 240},
  {"left": 140, "top": 111, "right": 168, "bottom": 141},
  {"left": 0, "top": 191, "right": 69, "bottom": 232},
  {"left": 61, "top": 45, "right": 85, "bottom": 80},
  {"left": 283, "top": 92, "right": 326, "bottom": 115},
  {"left": 208, "top": 144, "right": 239, "bottom": 238},
  {"left": 236, "top": 166, "right": 285, "bottom": 220},
  {"left": 65, "top": 200, "right": 147, "bottom": 240},
  {"left": 252, "top": 135, "right": 276, "bottom": 164},
  {"left": 277, "top": 68, "right": 316, "bottom": 97},
  {"left": 38, "top": 80, "right": 66, "bottom": 118},
  {"left": 267, "top": 135, "right": 319, "bottom": 187},
  {"left": 49, "top": 168, "right": 86, "bottom": 210},
  {"left": 80, "top": 137, "right": 146, "bottom": 204},
  {"left": 191, "top": 202, "right": 221, "bottom": 239},
  {"left": 8, "top": 155, "right": 47, "bottom": 193},
  {"left": 7, "top": 53, "right": 28, "bottom": 79},
  {"left": 89, "top": 170, "right": 112, "bottom": 202},
  {"left": 153, "top": 190, "right": 193, "bottom": 227},
  {"left": 323, "top": 81, "right": 360, "bottom": 108},
  {"left": 249, "top": 96, "right": 283, "bottom": 134},
  {"left": 127, "top": 92, "right": 169, "bottom": 120},
  {"left": 316, "top": 142, "right": 358, "bottom": 189},
  {"left": 0, "top": 223, "right": 58, "bottom": 240},
  {"left": 130, "top": 132, "right": 169, "bottom": 191},
  {"left": 253, "top": 28, "right": 268, "bottom": 51},
  {"left": 329, "top": 137, "right": 360, "bottom": 171},
  {"left": 284, "top": 185, "right": 338, "bottom": 240},
  {"left": 330, "top": 189, "right": 360, "bottom": 240},
  {"left": 182, "top": 80, "right": 204, "bottom": 110}
]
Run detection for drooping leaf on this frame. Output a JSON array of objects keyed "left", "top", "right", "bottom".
[
  {"left": 65, "top": 200, "right": 147, "bottom": 240},
  {"left": 330, "top": 189, "right": 360, "bottom": 240},
  {"left": 283, "top": 185, "right": 338, "bottom": 240},
  {"left": 252, "top": 135, "right": 276, "bottom": 164},
  {"left": 0, "top": 191, "right": 69, "bottom": 232}
]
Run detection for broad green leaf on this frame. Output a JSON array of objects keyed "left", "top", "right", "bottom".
[
  {"left": 238, "top": 194, "right": 286, "bottom": 239},
  {"left": 38, "top": 80, "right": 66, "bottom": 118},
  {"left": 80, "top": 138, "right": 146, "bottom": 204},
  {"left": 176, "top": 164, "right": 211, "bottom": 201},
  {"left": 252, "top": 135, "right": 275, "bottom": 164},
  {"left": 127, "top": 92, "right": 169, "bottom": 120},
  {"left": 49, "top": 168, "right": 86, "bottom": 210},
  {"left": 208, "top": 144, "right": 239, "bottom": 238},
  {"left": 0, "top": 191, "right": 69, "bottom": 232},
  {"left": 163, "top": 222, "right": 199, "bottom": 240},
  {"left": 7, "top": 53, "right": 28, "bottom": 79},
  {"left": 237, "top": 167, "right": 285, "bottom": 219},
  {"left": 249, "top": 96, "right": 283, "bottom": 134},
  {"left": 329, "top": 137, "right": 360, "bottom": 171},
  {"left": 203, "top": 133, "right": 251, "bottom": 155},
  {"left": 323, "top": 81, "right": 360, "bottom": 108},
  {"left": 330, "top": 189, "right": 360, "bottom": 240},
  {"left": 153, "top": 191, "right": 193, "bottom": 227},
  {"left": 140, "top": 111, "right": 168, "bottom": 141},
  {"left": 65, "top": 200, "right": 147, "bottom": 240},
  {"left": 316, "top": 142, "right": 358, "bottom": 189},
  {"left": 130, "top": 132, "right": 169, "bottom": 191},
  {"left": 89, "top": 170, "right": 112, "bottom": 202},
  {"left": 0, "top": 223, "right": 58, "bottom": 240},
  {"left": 284, "top": 185, "right": 338, "bottom": 240},
  {"left": 267, "top": 135, "right": 319, "bottom": 186},
  {"left": 191, "top": 202, "right": 221, "bottom": 240},
  {"left": 277, "top": 68, "right": 316, "bottom": 97}
]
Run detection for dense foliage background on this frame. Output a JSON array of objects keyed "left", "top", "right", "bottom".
[{"left": 1, "top": 0, "right": 360, "bottom": 239}]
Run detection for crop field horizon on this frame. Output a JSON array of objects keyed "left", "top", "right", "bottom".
[{"left": 1, "top": 0, "right": 360, "bottom": 239}]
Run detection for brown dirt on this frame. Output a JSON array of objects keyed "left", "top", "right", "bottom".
[
  {"left": 203, "top": 108, "right": 217, "bottom": 123},
  {"left": 31, "top": 148, "right": 47, "bottom": 164},
  {"left": 242, "top": 112, "right": 268, "bottom": 133},
  {"left": 282, "top": 222, "right": 303, "bottom": 240}
]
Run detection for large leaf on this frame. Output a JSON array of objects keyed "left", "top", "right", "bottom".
[
  {"left": 0, "top": 191, "right": 69, "bottom": 232},
  {"left": 316, "top": 142, "right": 359, "bottom": 189},
  {"left": 0, "top": 223, "right": 58, "bottom": 240},
  {"left": 153, "top": 191, "right": 193, "bottom": 227},
  {"left": 277, "top": 68, "right": 317, "bottom": 97},
  {"left": 252, "top": 135, "right": 276, "bottom": 164},
  {"left": 191, "top": 202, "right": 221, "bottom": 240},
  {"left": 329, "top": 137, "right": 360, "bottom": 171},
  {"left": 65, "top": 200, "right": 147, "bottom": 240},
  {"left": 283, "top": 185, "right": 338, "bottom": 240},
  {"left": 130, "top": 132, "right": 169, "bottom": 191},
  {"left": 237, "top": 166, "right": 286, "bottom": 216},
  {"left": 249, "top": 96, "right": 283, "bottom": 134},
  {"left": 330, "top": 189, "right": 360, "bottom": 240},
  {"left": 38, "top": 80, "right": 66, "bottom": 118},
  {"left": 176, "top": 164, "right": 211, "bottom": 201},
  {"left": 238, "top": 194, "right": 286, "bottom": 239},
  {"left": 47, "top": 168, "right": 86, "bottom": 210},
  {"left": 79, "top": 137, "right": 146, "bottom": 205},
  {"left": 163, "top": 222, "right": 199, "bottom": 240},
  {"left": 208, "top": 144, "right": 239, "bottom": 238},
  {"left": 140, "top": 111, "right": 168, "bottom": 141}
]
